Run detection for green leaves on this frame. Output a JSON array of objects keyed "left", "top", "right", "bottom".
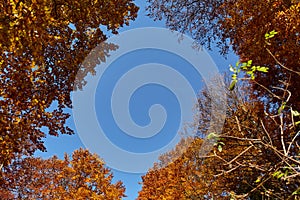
[
  {"left": 228, "top": 30, "right": 277, "bottom": 91},
  {"left": 208, "top": 132, "right": 225, "bottom": 152},
  {"left": 265, "top": 30, "right": 278, "bottom": 40},
  {"left": 292, "top": 110, "right": 300, "bottom": 117},
  {"left": 292, "top": 109, "right": 300, "bottom": 126},
  {"left": 273, "top": 170, "right": 285, "bottom": 179},
  {"left": 207, "top": 132, "right": 220, "bottom": 140},
  {"left": 229, "top": 60, "right": 269, "bottom": 90},
  {"left": 229, "top": 80, "right": 237, "bottom": 91}
]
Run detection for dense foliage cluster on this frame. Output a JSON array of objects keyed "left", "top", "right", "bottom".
[
  {"left": 0, "top": 0, "right": 138, "bottom": 197},
  {"left": 147, "top": 0, "right": 300, "bottom": 110},
  {"left": 138, "top": 0, "right": 300, "bottom": 199},
  {"left": 1, "top": 0, "right": 299, "bottom": 198},
  {"left": 0, "top": 0, "right": 138, "bottom": 167},
  {"left": 0, "top": 149, "right": 126, "bottom": 199}
]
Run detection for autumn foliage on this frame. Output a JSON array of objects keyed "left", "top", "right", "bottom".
[
  {"left": 147, "top": 0, "right": 300, "bottom": 110},
  {"left": 0, "top": 0, "right": 138, "bottom": 167},
  {"left": 0, "top": 0, "right": 139, "bottom": 198},
  {"left": 138, "top": 82, "right": 300, "bottom": 199},
  {"left": 1, "top": 0, "right": 300, "bottom": 199},
  {"left": 140, "top": 1, "right": 300, "bottom": 198},
  {"left": 0, "top": 149, "right": 126, "bottom": 199}
]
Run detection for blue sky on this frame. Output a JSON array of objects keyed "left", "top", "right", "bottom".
[{"left": 35, "top": 1, "right": 238, "bottom": 199}]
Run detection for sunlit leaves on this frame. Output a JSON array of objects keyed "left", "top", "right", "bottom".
[
  {"left": 138, "top": 78, "right": 300, "bottom": 199},
  {"left": 0, "top": 0, "right": 138, "bottom": 167},
  {"left": 0, "top": 149, "right": 126, "bottom": 199},
  {"left": 147, "top": 0, "right": 300, "bottom": 111},
  {"left": 265, "top": 30, "right": 278, "bottom": 40}
]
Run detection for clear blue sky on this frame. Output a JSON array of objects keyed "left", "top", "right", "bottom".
[{"left": 35, "top": 1, "right": 238, "bottom": 199}]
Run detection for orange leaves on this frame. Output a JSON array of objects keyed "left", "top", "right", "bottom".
[
  {"left": 147, "top": 0, "right": 300, "bottom": 111},
  {"left": 0, "top": 149, "right": 126, "bottom": 199},
  {"left": 139, "top": 88, "right": 300, "bottom": 199},
  {"left": 0, "top": 1, "right": 138, "bottom": 197},
  {"left": 137, "top": 138, "right": 211, "bottom": 200},
  {"left": 0, "top": 0, "right": 138, "bottom": 168}
]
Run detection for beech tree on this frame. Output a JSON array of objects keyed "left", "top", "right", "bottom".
[
  {"left": 143, "top": 2, "right": 300, "bottom": 197},
  {"left": 137, "top": 137, "right": 228, "bottom": 200},
  {"left": 0, "top": 148, "right": 126, "bottom": 199},
  {"left": 138, "top": 74, "right": 300, "bottom": 199},
  {"left": 0, "top": 0, "right": 138, "bottom": 168},
  {"left": 146, "top": 0, "right": 300, "bottom": 110}
]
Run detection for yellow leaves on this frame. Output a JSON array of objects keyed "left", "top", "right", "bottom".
[
  {"left": 30, "top": 60, "right": 36, "bottom": 69},
  {"left": 0, "top": 149, "right": 126, "bottom": 199},
  {"left": 0, "top": 0, "right": 138, "bottom": 175},
  {"left": 180, "top": 177, "right": 186, "bottom": 182},
  {"left": 32, "top": 99, "right": 38, "bottom": 105},
  {"left": 13, "top": 117, "right": 21, "bottom": 125},
  {"left": 54, "top": 36, "right": 62, "bottom": 40}
]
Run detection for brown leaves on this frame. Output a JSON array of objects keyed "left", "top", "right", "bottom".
[
  {"left": 0, "top": 0, "right": 138, "bottom": 168},
  {"left": 147, "top": 0, "right": 300, "bottom": 110},
  {"left": 0, "top": 148, "right": 126, "bottom": 199},
  {"left": 138, "top": 80, "right": 300, "bottom": 199}
]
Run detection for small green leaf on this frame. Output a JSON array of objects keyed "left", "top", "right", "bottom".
[
  {"left": 241, "top": 62, "right": 247, "bottom": 68},
  {"left": 278, "top": 103, "right": 286, "bottom": 113},
  {"left": 270, "top": 30, "right": 278, "bottom": 35},
  {"left": 255, "top": 177, "right": 261, "bottom": 183},
  {"left": 256, "top": 66, "right": 269, "bottom": 73},
  {"left": 229, "top": 65, "right": 236, "bottom": 73},
  {"left": 218, "top": 145, "right": 222, "bottom": 152},
  {"left": 207, "top": 132, "right": 218, "bottom": 140},
  {"left": 265, "top": 33, "right": 270, "bottom": 39},
  {"left": 229, "top": 80, "right": 237, "bottom": 91},
  {"left": 273, "top": 171, "right": 280, "bottom": 177},
  {"left": 292, "top": 110, "right": 300, "bottom": 117},
  {"left": 232, "top": 73, "right": 237, "bottom": 80},
  {"left": 247, "top": 60, "right": 252, "bottom": 67},
  {"left": 277, "top": 173, "right": 284, "bottom": 179}
]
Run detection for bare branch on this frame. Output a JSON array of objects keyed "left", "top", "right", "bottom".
[{"left": 266, "top": 48, "right": 300, "bottom": 76}]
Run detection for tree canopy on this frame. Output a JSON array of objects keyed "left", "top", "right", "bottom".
[
  {"left": 0, "top": 148, "right": 126, "bottom": 199},
  {"left": 146, "top": 0, "right": 300, "bottom": 111},
  {"left": 140, "top": 3, "right": 300, "bottom": 197},
  {"left": 138, "top": 77, "right": 300, "bottom": 199},
  {"left": 0, "top": 0, "right": 138, "bottom": 167}
]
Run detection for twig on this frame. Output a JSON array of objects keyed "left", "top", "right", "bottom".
[
  {"left": 215, "top": 165, "right": 240, "bottom": 177},
  {"left": 221, "top": 135, "right": 260, "bottom": 141},
  {"left": 260, "top": 119, "right": 273, "bottom": 146},
  {"left": 287, "top": 130, "right": 300, "bottom": 157},
  {"left": 235, "top": 116, "right": 242, "bottom": 132},
  {"left": 266, "top": 48, "right": 300, "bottom": 76},
  {"left": 262, "top": 143, "right": 300, "bottom": 165},
  {"left": 227, "top": 145, "right": 254, "bottom": 165},
  {"left": 280, "top": 113, "right": 287, "bottom": 155},
  {"left": 272, "top": 86, "right": 292, "bottom": 104},
  {"left": 253, "top": 80, "right": 282, "bottom": 100}
]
